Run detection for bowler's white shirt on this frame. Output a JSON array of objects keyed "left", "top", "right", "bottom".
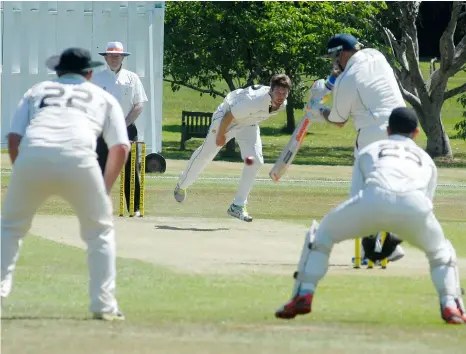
[
  {"left": 215, "top": 85, "right": 286, "bottom": 127},
  {"left": 329, "top": 49, "right": 406, "bottom": 131},
  {"left": 92, "top": 66, "right": 148, "bottom": 117},
  {"left": 9, "top": 74, "right": 130, "bottom": 158},
  {"left": 351, "top": 135, "right": 437, "bottom": 202}
]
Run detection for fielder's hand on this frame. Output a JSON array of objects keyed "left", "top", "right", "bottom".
[{"left": 216, "top": 133, "right": 226, "bottom": 147}]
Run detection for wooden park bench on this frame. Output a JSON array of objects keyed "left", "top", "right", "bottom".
[
  {"left": 180, "top": 110, "right": 235, "bottom": 154},
  {"left": 180, "top": 111, "right": 212, "bottom": 150}
]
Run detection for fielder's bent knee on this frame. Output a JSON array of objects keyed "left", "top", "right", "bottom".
[{"left": 313, "top": 222, "right": 337, "bottom": 251}]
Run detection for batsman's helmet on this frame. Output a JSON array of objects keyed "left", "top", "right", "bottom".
[{"left": 325, "top": 34, "right": 363, "bottom": 59}]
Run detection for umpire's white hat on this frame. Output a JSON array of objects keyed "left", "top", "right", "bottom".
[{"left": 98, "top": 42, "right": 131, "bottom": 56}]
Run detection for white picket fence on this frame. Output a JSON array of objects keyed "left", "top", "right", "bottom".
[{"left": 0, "top": 1, "right": 165, "bottom": 154}]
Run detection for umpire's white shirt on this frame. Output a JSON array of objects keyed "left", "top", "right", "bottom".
[
  {"left": 91, "top": 66, "right": 148, "bottom": 118},
  {"left": 350, "top": 135, "right": 437, "bottom": 202},
  {"left": 10, "top": 74, "right": 130, "bottom": 159},
  {"left": 213, "top": 85, "right": 287, "bottom": 129},
  {"left": 329, "top": 49, "right": 406, "bottom": 131}
]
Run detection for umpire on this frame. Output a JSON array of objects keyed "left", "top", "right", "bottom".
[{"left": 92, "top": 42, "right": 148, "bottom": 217}]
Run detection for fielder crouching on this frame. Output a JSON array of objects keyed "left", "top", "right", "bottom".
[{"left": 275, "top": 107, "right": 466, "bottom": 324}]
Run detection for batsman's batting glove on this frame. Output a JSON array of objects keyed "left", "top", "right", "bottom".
[
  {"left": 308, "top": 79, "right": 331, "bottom": 102},
  {"left": 304, "top": 98, "right": 330, "bottom": 123},
  {"left": 324, "top": 74, "right": 337, "bottom": 91}
]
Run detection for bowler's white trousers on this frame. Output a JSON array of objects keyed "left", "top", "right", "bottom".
[
  {"left": 177, "top": 108, "right": 264, "bottom": 206},
  {"left": 1, "top": 148, "right": 119, "bottom": 314},
  {"left": 300, "top": 185, "right": 461, "bottom": 301}
]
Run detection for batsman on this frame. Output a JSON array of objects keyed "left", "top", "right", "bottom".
[{"left": 306, "top": 33, "right": 408, "bottom": 264}]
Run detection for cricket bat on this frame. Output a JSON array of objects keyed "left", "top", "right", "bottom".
[
  {"left": 269, "top": 110, "right": 312, "bottom": 183},
  {"left": 269, "top": 79, "right": 332, "bottom": 183}
]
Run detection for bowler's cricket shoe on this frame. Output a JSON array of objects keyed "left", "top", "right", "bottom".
[
  {"left": 441, "top": 306, "right": 466, "bottom": 324},
  {"left": 174, "top": 184, "right": 186, "bottom": 203},
  {"left": 275, "top": 293, "right": 313, "bottom": 319},
  {"left": 227, "top": 204, "right": 253, "bottom": 222},
  {"left": 92, "top": 310, "right": 125, "bottom": 321}
]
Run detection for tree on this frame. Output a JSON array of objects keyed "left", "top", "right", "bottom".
[
  {"left": 380, "top": 1, "right": 466, "bottom": 158},
  {"left": 164, "top": 2, "right": 265, "bottom": 97},
  {"left": 246, "top": 1, "right": 386, "bottom": 132},
  {"left": 454, "top": 93, "right": 466, "bottom": 139},
  {"left": 164, "top": 2, "right": 265, "bottom": 155},
  {"left": 164, "top": 1, "right": 385, "bottom": 132}
]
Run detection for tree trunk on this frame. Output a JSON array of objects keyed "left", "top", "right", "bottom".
[
  {"left": 425, "top": 116, "right": 452, "bottom": 158},
  {"left": 223, "top": 74, "right": 236, "bottom": 92},
  {"left": 283, "top": 69, "right": 296, "bottom": 133},
  {"left": 223, "top": 139, "right": 237, "bottom": 158},
  {"left": 222, "top": 75, "right": 237, "bottom": 157},
  {"left": 415, "top": 105, "right": 453, "bottom": 158},
  {"left": 282, "top": 98, "right": 296, "bottom": 133}
]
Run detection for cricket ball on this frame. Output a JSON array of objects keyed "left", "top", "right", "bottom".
[{"left": 245, "top": 156, "right": 254, "bottom": 165}]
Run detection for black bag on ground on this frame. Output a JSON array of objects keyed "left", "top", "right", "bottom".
[{"left": 362, "top": 233, "right": 403, "bottom": 262}]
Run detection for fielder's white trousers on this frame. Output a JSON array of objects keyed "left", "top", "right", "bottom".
[
  {"left": 1, "top": 148, "right": 118, "bottom": 314},
  {"left": 300, "top": 185, "right": 461, "bottom": 301},
  {"left": 177, "top": 110, "right": 264, "bottom": 206},
  {"left": 353, "top": 122, "right": 400, "bottom": 258}
]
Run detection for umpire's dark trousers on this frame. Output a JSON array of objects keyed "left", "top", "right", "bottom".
[{"left": 96, "top": 123, "right": 141, "bottom": 213}]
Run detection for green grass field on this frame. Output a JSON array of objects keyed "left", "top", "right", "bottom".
[
  {"left": 160, "top": 62, "right": 466, "bottom": 167},
  {"left": 1, "top": 158, "right": 466, "bottom": 353},
  {"left": 1, "top": 62, "right": 466, "bottom": 354}
]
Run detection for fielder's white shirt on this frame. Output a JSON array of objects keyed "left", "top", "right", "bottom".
[
  {"left": 9, "top": 74, "right": 130, "bottom": 158},
  {"left": 216, "top": 85, "right": 286, "bottom": 127},
  {"left": 91, "top": 66, "right": 148, "bottom": 117},
  {"left": 351, "top": 135, "right": 437, "bottom": 202},
  {"left": 329, "top": 49, "right": 406, "bottom": 131}
]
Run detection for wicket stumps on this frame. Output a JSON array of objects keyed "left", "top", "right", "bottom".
[
  {"left": 354, "top": 232, "right": 388, "bottom": 269},
  {"left": 119, "top": 141, "right": 146, "bottom": 217}
]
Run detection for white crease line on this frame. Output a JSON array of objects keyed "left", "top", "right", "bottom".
[{"left": 2, "top": 169, "right": 465, "bottom": 188}]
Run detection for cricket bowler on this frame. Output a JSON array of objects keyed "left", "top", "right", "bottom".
[{"left": 174, "top": 74, "right": 291, "bottom": 222}]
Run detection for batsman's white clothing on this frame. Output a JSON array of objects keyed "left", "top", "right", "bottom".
[
  {"left": 294, "top": 135, "right": 463, "bottom": 305},
  {"left": 328, "top": 48, "right": 406, "bottom": 153},
  {"left": 177, "top": 85, "right": 286, "bottom": 206},
  {"left": 1, "top": 74, "right": 130, "bottom": 314}
]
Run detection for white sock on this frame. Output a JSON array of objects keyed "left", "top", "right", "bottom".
[
  {"left": 299, "top": 283, "right": 316, "bottom": 294},
  {"left": 441, "top": 295, "right": 457, "bottom": 309}
]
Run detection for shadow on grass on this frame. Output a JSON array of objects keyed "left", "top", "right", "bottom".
[
  {"left": 163, "top": 124, "right": 291, "bottom": 137},
  {"left": 161, "top": 140, "right": 356, "bottom": 166},
  {"left": 161, "top": 139, "right": 466, "bottom": 168},
  {"left": 155, "top": 225, "right": 229, "bottom": 232}
]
